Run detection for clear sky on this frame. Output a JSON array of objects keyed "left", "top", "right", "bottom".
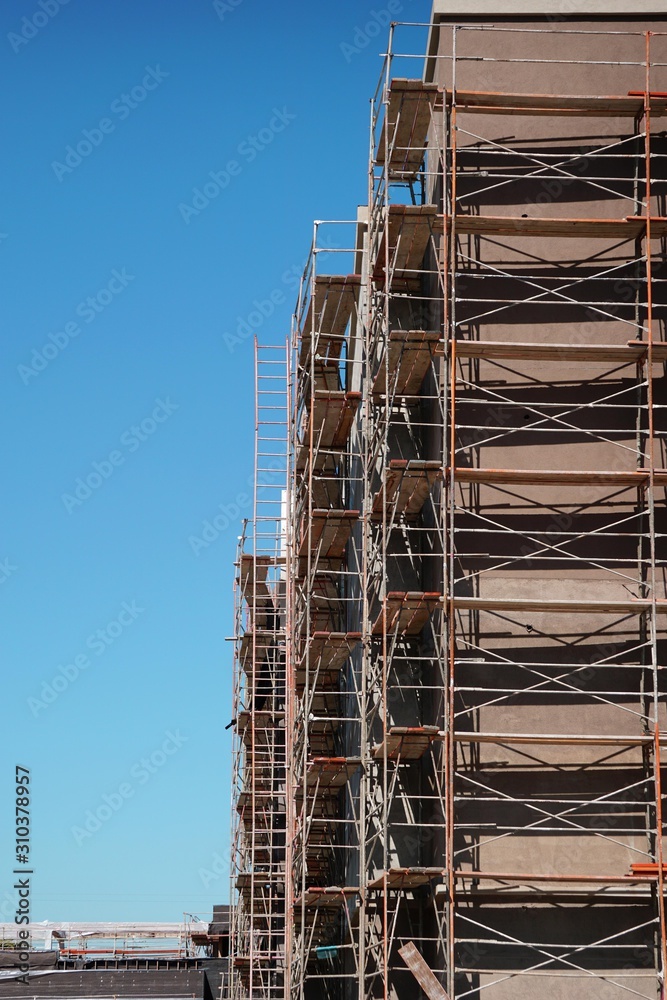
[{"left": 0, "top": 0, "right": 430, "bottom": 924}]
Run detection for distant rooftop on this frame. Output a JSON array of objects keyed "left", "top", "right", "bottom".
[
  {"left": 0, "top": 923, "right": 190, "bottom": 950},
  {"left": 432, "top": 0, "right": 667, "bottom": 13},
  {"left": 0, "top": 966, "right": 222, "bottom": 999}
]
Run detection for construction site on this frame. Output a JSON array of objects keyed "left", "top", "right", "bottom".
[
  {"left": 0, "top": 913, "right": 229, "bottom": 998},
  {"left": 229, "top": 4, "right": 667, "bottom": 998}
]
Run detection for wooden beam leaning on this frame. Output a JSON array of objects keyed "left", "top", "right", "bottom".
[{"left": 398, "top": 942, "right": 451, "bottom": 1000}]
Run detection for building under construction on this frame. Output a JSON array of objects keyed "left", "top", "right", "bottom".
[
  {"left": 230, "top": 4, "right": 667, "bottom": 998},
  {"left": 0, "top": 914, "right": 229, "bottom": 999}
]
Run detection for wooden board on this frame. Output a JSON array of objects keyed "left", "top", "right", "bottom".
[
  {"left": 454, "top": 732, "right": 652, "bottom": 747},
  {"left": 297, "top": 631, "right": 361, "bottom": 690},
  {"left": 300, "top": 275, "right": 361, "bottom": 349},
  {"left": 372, "top": 726, "right": 442, "bottom": 761},
  {"left": 447, "top": 88, "right": 667, "bottom": 118},
  {"left": 369, "top": 867, "right": 446, "bottom": 890},
  {"left": 298, "top": 509, "right": 359, "bottom": 560},
  {"left": 453, "top": 215, "right": 667, "bottom": 239},
  {"left": 372, "top": 460, "right": 442, "bottom": 519},
  {"left": 451, "top": 467, "right": 667, "bottom": 487},
  {"left": 377, "top": 79, "right": 440, "bottom": 177},
  {"left": 453, "top": 596, "right": 667, "bottom": 615},
  {"left": 295, "top": 886, "right": 359, "bottom": 908},
  {"left": 452, "top": 339, "right": 667, "bottom": 364},
  {"left": 299, "top": 275, "right": 360, "bottom": 395},
  {"left": 374, "top": 206, "right": 443, "bottom": 291},
  {"left": 374, "top": 329, "right": 442, "bottom": 398},
  {"left": 305, "top": 757, "right": 362, "bottom": 790},
  {"left": 296, "top": 391, "right": 361, "bottom": 471},
  {"left": 398, "top": 942, "right": 450, "bottom": 1000},
  {"left": 373, "top": 591, "right": 442, "bottom": 636},
  {"left": 454, "top": 869, "right": 654, "bottom": 884},
  {"left": 239, "top": 554, "right": 273, "bottom": 601},
  {"left": 235, "top": 710, "right": 285, "bottom": 745}
]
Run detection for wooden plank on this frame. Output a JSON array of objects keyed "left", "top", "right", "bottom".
[
  {"left": 374, "top": 206, "right": 443, "bottom": 290},
  {"left": 299, "top": 509, "right": 359, "bottom": 560},
  {"left": 453, "top": 215, "right": 667, "bottom": 239},
  {"left": 453, "top": 596, "right": 666, "bottom": 615},
  {"left": 627, "top": 339, "right": 667, "bottom": 360},
  {"left": 299, "top": 275, "right": 360, "bottom": 395},
  {"left": 452, "top": 467, "right": 667, "bottom": 487},
  {"left": 454, "top": 869, "right": 654, "bottom": 884},
  {"left": 452, "top": 339, "right": 667, "bottom": 364},
  {"left": 373, "top": 592, "right": 442, "bottom": 636},
  {"left": 369, "top": 867, "right": 446, "bottom": 890},
  {"left": 455, "top": 732, "right": 652, "bottom": 747},
  {"left": 295, "top": 886, "right": 359, "bottom": 908},
  {"left": 398, "top": 942, "right": 450, "bottom": 1000},
  {"left": 300, "top": 274, "right": 360, "bottom": 347},
  {"left": 377, "top": 79, "right": 440, "bottom": 177},
  {"left": 372, "top": 460, "right": 442, "bottom": 519},
  {"left": 374, "top": 329, "right": 442, "bottom": 398},
  {"left": 372, "top": 726, "right": 442, "bottom": 761},
  {"left": 379, "top": 84, "right": 667, "bottom": 122},
  {"left": 447, "top": 88, "right": 667, "bottom": 118},
  {"left": 296, "top": 633, "right": 360, "bottom": 691},
  {"left": 299, "top": 573, "right": 344, "bottom": 633},
  {"left": 235, "top": 710, "right": 285, "bottom": 745},
  {"left": 296, "top": 391, "right": 361, "bottom": 470},
  {"left": 239, "top": 554, "right": 273, "bottom": 601},
  {"left": 306, "top": 757, "right": 362, "bottom": 789}
]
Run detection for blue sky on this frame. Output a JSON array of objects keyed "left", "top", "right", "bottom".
[{"left": 0, "top": 0, "right": 430, "bottom": 924}]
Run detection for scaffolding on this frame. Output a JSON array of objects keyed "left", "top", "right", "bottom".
[
  {"left": 231, "top": 15, "right": 667, "bottom": 1000},
  {"left": 286, "top": 223, "right": 365, "bottom": 999},
  {"left": 364, "top": 20, "right": 667, "bottom": 1000},
  {"left": 0, "top": 922, "right": 196, "bottom": 958},
  {"left": 230, "top": 341, "right": 288, "bottom": 1000}
]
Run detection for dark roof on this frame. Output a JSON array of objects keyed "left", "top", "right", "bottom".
[
  {"left": 0, "top": 953, "right": 57, "bottom": 971},
  {"left": 0, "top": 969, "right": 206, "bottom": 999},
  {"left": 208, "top": 906, "right": 229, "bottom": 936}
]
